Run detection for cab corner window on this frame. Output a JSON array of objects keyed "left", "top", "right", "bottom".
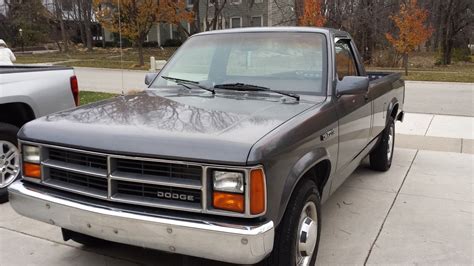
[{"left": 335, "top": 40, "right": 358, "bottom": 81}]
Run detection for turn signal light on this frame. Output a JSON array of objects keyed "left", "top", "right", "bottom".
[
  {"left": 23, "top": 162, "right": 41, "bottom": 179},
  {"left": 250, "top": 169, "right": 266, "bottom": 215},
  {"left": 213, "top": 192, "right": 244, "bottom": 213}
]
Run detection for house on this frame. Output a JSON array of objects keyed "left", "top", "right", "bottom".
[
  {"left": 139, "top": 0, "right": 298, "bottom": 46},
  {"left": 0, "top": 0, "right": 299, "bottom": 47}
]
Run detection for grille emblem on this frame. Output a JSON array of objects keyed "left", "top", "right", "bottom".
[{"left": 157, "top": 191, "right": 195, "bottom": 202}]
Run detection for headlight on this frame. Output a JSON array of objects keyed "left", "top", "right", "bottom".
[
  {"left": 22, "top": 145, "right": 41, "bottom": 179},
  {"left": 23, "top": 145, "right": 40, "bottom": 163},
  {"left": 212, "top": 170, "right": 244, "bottom": 193}
]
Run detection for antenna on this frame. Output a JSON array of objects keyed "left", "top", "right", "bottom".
[{"left": 118, "top": 0, "right": 124, "bottom": 93}]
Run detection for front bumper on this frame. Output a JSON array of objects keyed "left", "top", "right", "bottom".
[{"left": 8, "top": 181, "right": 274, "bottom": 264}]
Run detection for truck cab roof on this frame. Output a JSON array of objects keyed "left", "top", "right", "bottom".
[{"left": 193, "top": 27, "right": 351, "bottom": 39}]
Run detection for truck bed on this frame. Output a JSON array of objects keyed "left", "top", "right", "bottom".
[
  {"left": 0, "top": 65, "right": 72, "bottom": 74},
  {"left": 367, "top": 71, "right": 402, "bottom": 82}
]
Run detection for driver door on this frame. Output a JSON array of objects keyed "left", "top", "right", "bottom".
[{"left": 331, "top": 39, "right": 372, "bottom": 191}]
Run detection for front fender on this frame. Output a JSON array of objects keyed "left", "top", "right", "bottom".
[{"left": 277, "top": 148, "right": 331, "bottom": 224}]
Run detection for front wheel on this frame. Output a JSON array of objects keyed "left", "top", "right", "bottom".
[
  {"left": 0, "top": 123, "right": 21, "bottom": 203},
  {"left": 261, "top": 179, "right": 321, "bottom": 266},
  {"left": 370, "top": 117, "right": 395, "bottom": 171}
]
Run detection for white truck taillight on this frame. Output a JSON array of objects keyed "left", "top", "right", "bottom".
[{"left": 70, "top": 75, "right": 79, "bottom": 106}]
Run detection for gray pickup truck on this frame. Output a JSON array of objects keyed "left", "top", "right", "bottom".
[
  {"left": 0, "top": 65, "right": 78, "bottom": 202},
  {"left": 9, "top": 28, "right": 404, "bottom": 265}
]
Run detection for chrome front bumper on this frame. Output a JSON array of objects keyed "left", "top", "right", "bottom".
[{"left": 8, "top": 181, "right": 274, "bottom": 264}]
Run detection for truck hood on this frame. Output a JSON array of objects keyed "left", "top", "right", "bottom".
[{"left": 19, "top": 90, "right": 323, "bottom": 164}]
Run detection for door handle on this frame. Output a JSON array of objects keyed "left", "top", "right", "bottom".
[{"left": 364, "top": 94, "right": 369, "bottom": 102}]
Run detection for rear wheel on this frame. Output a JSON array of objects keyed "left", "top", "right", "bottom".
[
  {"left": 0, "top": 123, "right": 21, "bottom": 204},
  {"left": 369, "top": 117, "right": 395, "bottom": 171},
  {"left": 261, "top": 179, "right": 321, "bottom": 266}
]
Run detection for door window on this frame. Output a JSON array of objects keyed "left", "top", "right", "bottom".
[{"left": 335, "top": 40, "right": 358, "bottom": 80}]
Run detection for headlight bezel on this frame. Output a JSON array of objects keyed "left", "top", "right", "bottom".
[
  {"left": 21, "top": 144, "right": 42, "bottom": 180},
  {"left": 209, "top": 166, "right": 267, "bottom": 216}
]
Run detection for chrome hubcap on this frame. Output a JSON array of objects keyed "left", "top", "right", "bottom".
[
  {"left": 387, "top": 124, "right": 394, "bottom": 161},
  {"left": 296, "top": 201, "right": 318, "bottom": 266},
  {"left": 0, "top": 141, "right": 20, "bottom": 188}
]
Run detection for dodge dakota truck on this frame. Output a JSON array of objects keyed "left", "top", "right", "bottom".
[
  {"left": 9, "top": 28, "right": 404, "bottom": 265},
  {"left": 0, "top": 65, "right": 78, "bottom": 203}
]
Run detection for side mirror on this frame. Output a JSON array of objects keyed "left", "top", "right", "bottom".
[
  {"left": 145, "top": 73, "right": 158, "bottom": 86},
  {"left": 336, "top": 76, "right": 369, "bottom": 96}
]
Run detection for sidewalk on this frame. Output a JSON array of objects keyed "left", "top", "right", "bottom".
[{"left": 396, "top": 113, "right": 473, "bottom": 154}]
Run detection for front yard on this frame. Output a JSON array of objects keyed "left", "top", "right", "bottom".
[
  {"left": 15, "top": 47, "right": 177, "bottom": 70},
  {"left": 80, "top": 91, "right": 118, "bottom": 105}
]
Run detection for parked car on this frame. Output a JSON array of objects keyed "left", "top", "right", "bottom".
[
  {"left": 0, "top": 65, "right": 78, "bottom": 202},
  {"left": 9, "top": 28, "right": 404, "bottom": 265}
]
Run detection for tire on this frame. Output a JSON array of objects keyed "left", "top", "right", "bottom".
[
  {"left": 261, "top": 179, "right": 321, "bottom": 266},
  {"left": 0, "top": 123, "right": 21, "bottom": 204},
  {"left": 369, "top": 117, "right": 395, "bottom": 171},
  {"left": 62, "top": 228, "right": 107, "bottom": 247}
]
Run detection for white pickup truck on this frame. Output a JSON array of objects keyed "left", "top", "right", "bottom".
[{"left": 0, "top": 65, "right": 78, "bottom": 202}]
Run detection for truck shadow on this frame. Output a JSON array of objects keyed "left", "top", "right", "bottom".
[{"left": 77, "top": 149, "right": 412, "bottom": 266}]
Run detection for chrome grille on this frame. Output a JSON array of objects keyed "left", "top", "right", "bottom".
[
  {"left": 40, "top": 146, "right": 204, "bottom": 212},
  {"left": 45, "top": 168, "right": 108, "bottom": 198},
  {"left": 48, "top": 148, "right": 107, "bottom": 169},
  {"left": 115, "top": 158, "right": 201, "bottom": 181},
  {"left": 114, "top": 180, "right": 201, "bottom": 208},
  {"left": 49, "top": 168, "right": 108, "bottom": 191}
]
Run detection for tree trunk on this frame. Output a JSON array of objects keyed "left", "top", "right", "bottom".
[
  {"left": 137, "top": 38, "right": 144, "bottom": 66},
  {"left": 59, "top": 19, "right": 68, "bottom": 52},
  {"left": 84, "top": 22, "right": 93, "bottom": 51},
  {"left": 440, "top": 0, "right": 454, "bottom": 65},
  {"left": 403, "top": 53, "right": 408, "bottom": 76},
  {"left": 76, "top": 0, "right": 87, "bottom": 46},
  {"left": 101, "top": 26, "right": 106, "bottom": 48},
  {"left": 54, "top": 0, "right": 68, "bottom": 52},
  {"left": 79, "top": 22, "right": 87, "bottom": 46},
  {"left": 81, "top": 0, "right": 93, "bottom": 51},
  {"left": 192, "top": 0, "right": 200, "bottom": 33}
]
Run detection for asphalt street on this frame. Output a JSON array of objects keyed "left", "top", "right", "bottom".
[{"left": 74, "top": 67, "right": 474, "bottom": 117}]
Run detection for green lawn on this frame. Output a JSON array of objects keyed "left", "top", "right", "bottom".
[
  {"left": 80, "top": 91, "right": 118, "bottom": 105},
  {"left": 367, "top": 64, "right": 474, "bottom": 83},
  {"left": 15, "top": 47, "right": 177, "bottom": 70},
  {"left": 16, "top": 48, "right": 474, "bottom": 83}
]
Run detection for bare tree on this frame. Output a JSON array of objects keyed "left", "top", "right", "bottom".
[
  {"left": 53, "top": 0, "right": 69, "bottom": 52},
  {"left": 437, "top": 0, "right": 473, "bottom": 65}
]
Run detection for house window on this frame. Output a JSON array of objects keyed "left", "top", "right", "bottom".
[
  {"left": 61, "top": 0, "right": 73, "bottom": 11},
  {"left": 230, "top": 17, "right": 242, "bottom": 28},
  {"left": 250, "top": 16, "right": 263, "bottom": 27},
  {"left": 230, "top": 0, "right": 241, "bottom": 5},
  {"left": 186, "top": 0, "right": 193, "bottom": 7}
]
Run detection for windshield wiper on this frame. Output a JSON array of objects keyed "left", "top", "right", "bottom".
[
  {"left": 161, "top": 76, "right": 215, "bottom": 94},
  {"left": 214, "top": 83, "right": 300, "bottom": 101}
]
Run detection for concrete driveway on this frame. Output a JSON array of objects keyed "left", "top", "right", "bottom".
[
  {"left": 1, "top": 67, "right": 472, "bottom": 265},
  {"left": 1, "top": 147, "right": 472, "bottom": 265}
]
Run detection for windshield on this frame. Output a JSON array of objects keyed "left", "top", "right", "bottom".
[{"left": 150, "top": 32, "right": 327, "bottom": 95}]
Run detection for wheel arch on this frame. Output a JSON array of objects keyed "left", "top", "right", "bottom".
[
  {"left": 0, "top": 102, "right": 36, "bottom": 129},
  {"left": 386, "top": 99, "right": 399, "bottom": 124},
  {"left": 276, "top": 148, "right": 332, "bottom": 225}
]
